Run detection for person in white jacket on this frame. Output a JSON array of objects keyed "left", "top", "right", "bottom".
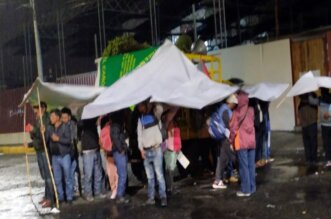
[{"left": 137, "top": 101, "right": 167, "bottom": 207}]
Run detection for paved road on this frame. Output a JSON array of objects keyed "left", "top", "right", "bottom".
[{"left": 1, "top": 132, "right": 331, "bottom": 219}]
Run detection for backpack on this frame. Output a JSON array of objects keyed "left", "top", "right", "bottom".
[
  {"left": 140, "top": 114, "right": 159, "bottom": 129},
  {"left": 208, "top": 104, "right": 231, "bottom": 140},
  {"left": 141, "top": 114, "right": 167, "bottom": 141},
  {"left": 100, "top": 122, "right": 112, "bottom": 152}
]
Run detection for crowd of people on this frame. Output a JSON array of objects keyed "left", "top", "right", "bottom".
[{"left": 28, "top": 90, "right": 274, "bottom": 211}]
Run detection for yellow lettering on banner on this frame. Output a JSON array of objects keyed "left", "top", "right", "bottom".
[
  {"left": 101, "top": 57, "right": 108, "bottom": 86},
  {"left": 119, "top": 54, "right": 137, "bottom": 77},
  {"left": 137, "top": 51, "right": 156, "bottom": 68}
]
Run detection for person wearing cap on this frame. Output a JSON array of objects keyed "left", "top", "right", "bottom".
[
  {"left": 137, "top": 101, "right": 168, "bottom": 207},
  {"left": 29, "top": 101, "right": 55, "bottom": 208},
  {"left": 212, "top": 94, "right": 238, "bottom": 189}
]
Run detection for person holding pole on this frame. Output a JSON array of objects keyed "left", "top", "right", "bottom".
[{"left": 28, "top": 102, "right": 55, "bottom": 208}]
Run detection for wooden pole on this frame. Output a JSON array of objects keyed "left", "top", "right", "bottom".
[
  {"left": 23, "top": 104, "right": 32, "bottom": 197},
  {"left": 37, "top": 88, "right": 60, "bottom": 209},
  {"left": 276, "top": 96, "right": 287, "bottom": 109}
]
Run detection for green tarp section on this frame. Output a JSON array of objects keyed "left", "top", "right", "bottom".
[{"left": 98, "top": 47, "right": 157, "bottom": 86}]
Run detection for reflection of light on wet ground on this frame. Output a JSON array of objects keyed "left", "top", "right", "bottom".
[
  {"left": 0, "top": 155, "right": 46, "bottom": 218},
  {"left": 270, "top": 165, "right": 299, "bottom": 183}
]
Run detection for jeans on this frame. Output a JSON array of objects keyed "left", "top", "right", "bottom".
[
  {"left": 83, "top": 150, "right": 103, "bottom": 197},
  {"left": 113, "top": 151, "right": 128, "bottom": 198},
  {"left": 321, "top": 125, "right": 331, "bottom": 161},
  {"left": 262, "top": 131, "right": 271, "bottom": 160},
  {"left": 143, "top": 146, "right": 167, "bottom": 199},
  {"left": 37, "top": 151, "right": 54, "bottom": 203},
  {"left": 52, "top": 154, "right": 73, "bottom": 201},
  {"left": 237, "top": 149, "right": 256, "bottom": 194},
  {"left": 302, "top": 123, "right": 318, "bottom": 163},
  {"left": 164, "top": 150, "right": 178, "bottom": 192},
  {"left": 70, "top": 159, "right": 78, "bottom": 195}
]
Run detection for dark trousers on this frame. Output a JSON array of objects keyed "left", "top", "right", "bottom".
[
  {"left": 37, "top": 151, "right": 55, "bottom": 205},
  {"left": 302, "top": 123, "right": 318, "bottom": 163},
  {"left": 321, "top": 125, "right": 331, "bottom": 161},
  {"left": 215, "top": 139, "right": 234, "bottom": 181}
]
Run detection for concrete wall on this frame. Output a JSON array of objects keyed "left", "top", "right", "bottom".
[
  {"left": 210, "top": 39, "right": 295, "bottom": 131},
  {"left": 0, "top": 132, "right": 31, "bottom": 145}
]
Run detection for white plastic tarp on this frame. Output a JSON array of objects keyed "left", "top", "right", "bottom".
[
  {"left": 82, "top": 40, "right": 238, "bottom": 119},
  {"left": 19, "top": 78, "right": 105, "bottom": 113},
  {"left": 242, "top": 82, "right": 289, "bottom": 101},
  {"left": 286, "top": 71, "right": 331, "bottom": 97}
]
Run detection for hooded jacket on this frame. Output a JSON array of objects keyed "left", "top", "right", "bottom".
[{"left": 230, "top": 92, "right": 256, "bottom": 151}]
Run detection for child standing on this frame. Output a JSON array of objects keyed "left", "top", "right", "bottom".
[{"left": 164, "top": 119, "right": 182, "bottom": 194}]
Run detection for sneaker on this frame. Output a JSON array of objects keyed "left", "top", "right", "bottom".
[
  {"left": 325, "top": 161, "right": 331, "bottom": 167},
  {"left": 256, "top": 160, "right": 266, "bottom": 168},
  {"left": 110, "top": 191, "right": 117, "bottom": 200},
  {"left": 50, "top": 208, "right": 60, "bottom": 214},
  {"left": 116, "top": 197, "right": 130, "bottom": 204},
  {"left": 229, "top": 176, "right": 239, "bottom": 183},
  {"left": 212, "top": 180, "right": 227, "bottom": 189},
  {"left": 236, "top": 191, "right": 251, "bottom": 197},
  {"left": 144, "top": 198, "right": 156, "bottom": 206},
  {"left": 267, "top": 158, "right": 275, "bottom": 163},
  {"left": 161, "top": 198, "right": 167, "bottom": 207},
  {"left": 84, "top": 196, "right": 94, "bottom": 202}
]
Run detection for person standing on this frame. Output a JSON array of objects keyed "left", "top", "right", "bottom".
[
  {"left": 319, "top": 88, "right": 331, "bottom": 167},
  {"left": 99, "top": 115, "right": 119, "bottom": 200},
  {"left": 260, "top": 101, "right": 273, "bottom": 164},
  {"left": 298, "top": 93, "right": 318, "bottom": 166},
  {"left": 46, "top": 109, "right": 73, "bottom": 204},
  {"left": 137, "top": 101, "right": 167, "bottom": 207},
  {"left": 209, "top": 95, "right": 238, "bottom": 189},
  {"left": 29, "top": 102, "right": 55, "bottom": 208},
  {"left": 164, "top": 118, "right": 182, "bottom": 194},
  {"left": 110, "top": 110, "right": 130, "bottom": 204},
  {"left": 61, "top": 107, "right": 81, "bottom": 197},
  {"left": 230, "top": 91, "right": 256, "bottom": 197},
  {"left": 79, "top": 117, "right": 105, "bottom": 201}
]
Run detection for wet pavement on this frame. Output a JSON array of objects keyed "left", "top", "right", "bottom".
[{"left": 1, "top": 132, "right": 331, "bottom": 219}]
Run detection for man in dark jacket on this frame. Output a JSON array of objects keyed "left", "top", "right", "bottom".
[
  {"left": 29, "top": 102, "right": 55, "bottom": 208},
  {"left": 110, "top": 110, "right": 129, "bottom": 204},
  {"left": 299, "top": 92, "right": 318, "bottom": 166},
  {"left": 61, "top": 107, "right": 81, "bottom": 197},
  {"left": 46, "top": 109, "right": 73, "bottom": 204},
  {"left": 79, "top": 117, "right": 105, "bottom": 201}
]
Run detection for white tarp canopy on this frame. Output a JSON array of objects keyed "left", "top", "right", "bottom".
[
  {"left": 286, "top": 71, "right": 331, "bottom": 97},
  {"left": 242, "top": 82, "right": 289, "bottom": 101},
  {"left": 82, "top": 40, "right": 238, "bottom": 119},
  {"left": 19, "top": 78, "right": 104, "bottom": 113}
]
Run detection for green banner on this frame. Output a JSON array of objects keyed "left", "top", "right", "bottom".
[{"left": 99, "top": 47, "right": 157, "bottom": 86}]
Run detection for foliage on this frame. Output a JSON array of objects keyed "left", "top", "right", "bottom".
[
  {"left": 175, "top": 34, "right": 193, "bottom": 53},
  {"left": 102, "top": 33, "right": 150, "bottom": 57}
]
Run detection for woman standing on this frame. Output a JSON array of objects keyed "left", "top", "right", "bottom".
[
  {"left": 164, "top": 118, "right": 182, "bottom": 194},
  {"left": 230, "top": 91, "right": 256, "bottom": 197}
]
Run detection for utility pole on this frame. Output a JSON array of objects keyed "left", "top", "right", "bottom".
[{"left": 30, "top": 0, "right": 43, "bottom": 81}]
